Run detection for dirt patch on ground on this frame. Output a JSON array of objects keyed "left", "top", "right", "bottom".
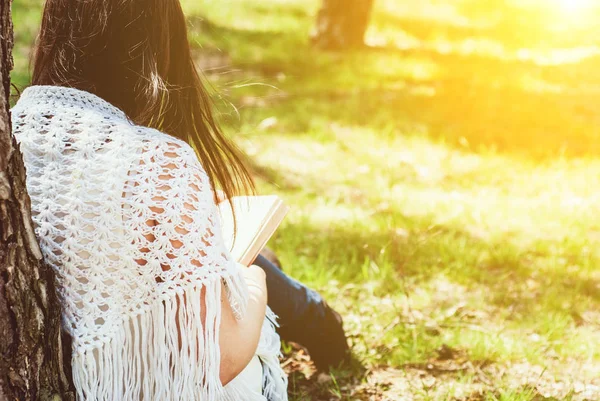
[{"left": 284, "top": 344, "right": 600, "bottom": 401}]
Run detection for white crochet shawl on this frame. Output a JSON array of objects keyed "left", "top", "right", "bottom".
[{"left": 11, "top": 86, "right": 288, "bottom": 401}]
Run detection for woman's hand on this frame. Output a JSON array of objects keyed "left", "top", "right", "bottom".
[{"left": 240, "top": 264, "right": 268, "bottom": 303}]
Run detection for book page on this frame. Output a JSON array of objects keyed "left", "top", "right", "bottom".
[{"left": 219, "top": 196, "right": 288, "bottom": 265}]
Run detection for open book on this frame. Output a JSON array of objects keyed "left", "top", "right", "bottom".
[{"left": 218, "top": 196, "right": 289, "bottom": 266}]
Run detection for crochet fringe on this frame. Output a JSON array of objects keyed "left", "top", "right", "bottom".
[{"left": 71, "top": 271, "right": 287, "bottom": 401}]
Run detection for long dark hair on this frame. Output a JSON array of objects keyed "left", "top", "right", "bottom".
[{"left": 32, "top": 0, "right": 253, "bottom": 200}]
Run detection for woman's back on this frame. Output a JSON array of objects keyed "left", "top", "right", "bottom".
[{"left": 12, "top": 85, "right": 287, "bottom": 401}]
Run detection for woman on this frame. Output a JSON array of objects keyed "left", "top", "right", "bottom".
[
  {"left": 13, "top": 0, "right": 351, "bottom": 398},
  {"left": 12, "top": 0, "right": 287, "bottom": 399}
]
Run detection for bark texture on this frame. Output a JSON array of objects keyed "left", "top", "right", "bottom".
[
  {"left": 312, "top": 0, "right": 375, "bottom": 49},
  {"left": 0, "top": 1, "right": 75, "bottom": 400}
]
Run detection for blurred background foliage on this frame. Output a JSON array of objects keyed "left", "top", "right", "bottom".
[{"left": 11, "top": 0, "right": 600, "bottom": 400}]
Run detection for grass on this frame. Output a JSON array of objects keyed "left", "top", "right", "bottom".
[{"left": 11, "top": 0, "right": 600, "bottom": 399}]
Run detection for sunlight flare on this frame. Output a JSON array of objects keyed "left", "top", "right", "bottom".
[{"left": 553, "top": 0, "right": 594, "bottom": 13}]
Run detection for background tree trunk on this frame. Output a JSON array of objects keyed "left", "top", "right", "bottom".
[
  {"left": 0, "top": 1, "right": 74, "bottom": 400},
  {"left": 312, "top": 0, "right": 375, "bottom": 49}
]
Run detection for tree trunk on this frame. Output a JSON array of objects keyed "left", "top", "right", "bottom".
[
  {"left": 0, "top": 1, "right": 75, "bottom": 400},
  {"left": 312, "top": 0, "right": 375, "bottom": 49}
]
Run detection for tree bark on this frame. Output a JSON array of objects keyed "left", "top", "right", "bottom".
[
  {"left": 0, "top": 1, "right": 75, "bottom": 400},
  {"left": 312, "top": 0, "right": 375, "bottom": 49}
]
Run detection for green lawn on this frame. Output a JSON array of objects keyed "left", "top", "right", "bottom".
[{"left": 11, "top": 0, "right": 600, "bottom": 400}]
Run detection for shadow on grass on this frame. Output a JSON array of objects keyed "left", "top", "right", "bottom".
[
  {"left": 235, "top": 80, "right": 600, "bottom": 159},
  {"left": 189, "top": 13, "right": 600, "bottom": 160}
]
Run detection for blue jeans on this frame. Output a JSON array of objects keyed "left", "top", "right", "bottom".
[{"left": 253, "top": 254, "right": 348, "bottom": 370}]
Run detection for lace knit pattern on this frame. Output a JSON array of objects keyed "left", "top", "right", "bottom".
[{"left": 12, "top": 86, "right": 287, "bottom": 401}]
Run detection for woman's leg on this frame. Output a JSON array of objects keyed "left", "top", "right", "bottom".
[{"left": 253, "top": 253, "right": 349, "bottom": 370}]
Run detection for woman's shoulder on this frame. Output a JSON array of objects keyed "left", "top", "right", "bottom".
[
  {"left": 126, "top": 126, "right": 213, "bottom": 198},
  {"left": 13, "top": 85, "right": 203, "bottom": 171},
  {"left": 133, "top": 125, "right": 204, "bottom": 172}
]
